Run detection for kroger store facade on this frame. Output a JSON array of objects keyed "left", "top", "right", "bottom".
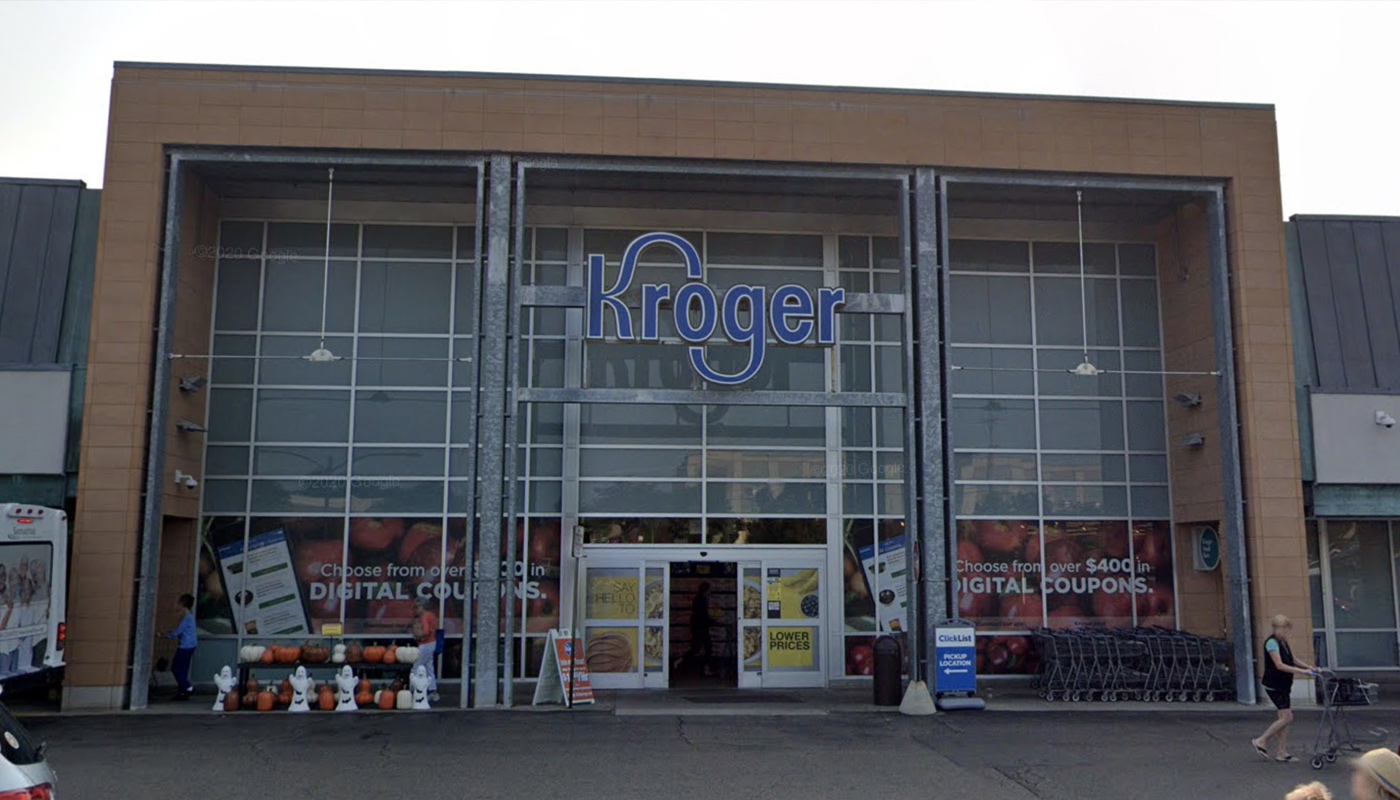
[{"left": 64, "top": 61, "right": 1304, "bottom": 710}]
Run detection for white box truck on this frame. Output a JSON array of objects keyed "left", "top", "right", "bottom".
[{"left": 0, "top": 506, "right": 66, "bottom": 690}]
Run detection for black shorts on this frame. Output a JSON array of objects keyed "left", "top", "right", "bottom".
[{"left": 1265, "top": 687, "right": 1291, "bottom": 710}]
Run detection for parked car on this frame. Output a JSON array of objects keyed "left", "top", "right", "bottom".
[{"left": 0, "top": 686, "right": 54, "bottom": 798}]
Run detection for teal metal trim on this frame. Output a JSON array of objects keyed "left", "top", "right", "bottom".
[
  {"left": 0, "top": 476, "right": 64, "bottom": 507},
  {"left": 1286, "top": 221, "right": 1317, "bottom": 483},
  {"left": 1313, "top": 484, "right": 1400, "bottom": 517},
  {"left": 60, "top": 189, "right": 99, "bottom": 488}
]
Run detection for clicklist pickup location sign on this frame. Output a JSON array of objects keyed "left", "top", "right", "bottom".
[
  {"left": 935, "top": 625, "right": 977, "bottom": 694},
  {"left": 585, "top": 232, "right": 846, "bottom": 385}
]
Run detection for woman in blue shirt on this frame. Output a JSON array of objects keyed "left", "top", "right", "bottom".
[{"left": 163, "top": 594, "right": 198, "bottom": 700}]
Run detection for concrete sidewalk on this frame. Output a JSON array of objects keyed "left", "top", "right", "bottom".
[{"left": 16, "top": 682, "right": 1334, "bottom": 718}]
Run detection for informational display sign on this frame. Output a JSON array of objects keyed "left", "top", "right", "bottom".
[
  {"left": 217, "top": 528, "right": 310, "bottom": 637},
  {"left": 533, "top": 628, "right": 595, "bottom": 707},
  {"left": 934, "top": 624, "right": 977, "bottom": 695},
  {"left": 859, "top": 535, "right": 908, "bottom": 633},
  {"left": 765, "top": 568, "right": 819, "bottom": 620},
  {"left": 586, "top": 571, "right": 640, "bottom": 620},
  {"left": 766, "top": 627, "right": 816, "bottom": 669},
  {"left": 1193, "top": 526, "right": 1220, "bottom": 572}
]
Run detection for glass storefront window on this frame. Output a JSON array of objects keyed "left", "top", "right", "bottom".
[{"left": 1329, "top": 521, "right": 1397, "bottom": 630}]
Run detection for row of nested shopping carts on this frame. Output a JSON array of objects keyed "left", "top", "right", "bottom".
[{"left": 1031, "top": 627, "right": 1235, "bottom": 702}]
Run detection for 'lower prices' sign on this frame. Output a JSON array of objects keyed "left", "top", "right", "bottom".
[{"left": 934, "top": 625, "right": 976, "bottom": 694}]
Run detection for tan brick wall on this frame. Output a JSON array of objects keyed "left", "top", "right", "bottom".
[{"left": 78, "top": 63, "right": 1306, "bottom": 695}]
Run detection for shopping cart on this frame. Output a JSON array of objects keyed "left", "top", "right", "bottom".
[{"left": 1310, "top": 669, "right": 1386, "bottom": 770}]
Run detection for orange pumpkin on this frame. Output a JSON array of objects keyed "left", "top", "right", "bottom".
[
  {"left": 282, "top": 646, "right": 302, "bottom": 664},
  {"left": 355, "top": 690, "right": 373, "bottom": 707},
  {"left": 363, "top": 646, "right": 385, "bottom": 664},
  {"left": 257, "top": 690, "right": 276, "bottom": 712},
  {"left": 346, "top": 643, "right": 364, "bottom": 663},
  {"left": 260, "top": 649, "right": 275, "bottom": 665},
  {"left": 279, "top": 679, "right": 292, "bottom": 695},
  {"left": 378, "top": 689, "right": 396, "bottom": 710},
  {"left": 278, "top": 690, "right": 292, "bottom": 707},
  {"left": 224, "top": 691, "right": 240, "bottom": 712},
  {"left": 382, "top": 647, "right": 397, "bottom": 665},
  {"left": 245, "top": 678, "right": 261, "bottom": 695},
  {"left": 357, "top": 678, "right": 371, "bottom": 695},
  {"left": 242, "top": 690, "right": 259, "bottom": 709},
  {"left": 318, "top": 686, "right": 335, "bottom": 711}
]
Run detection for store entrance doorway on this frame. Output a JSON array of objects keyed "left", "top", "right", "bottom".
[{"left": 668, "top": 562, "right": 737, "bottom": 688}]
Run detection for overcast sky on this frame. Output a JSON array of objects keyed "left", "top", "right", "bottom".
[{"left": 1, "top": 0, "right": 1395, "bottom": 217}]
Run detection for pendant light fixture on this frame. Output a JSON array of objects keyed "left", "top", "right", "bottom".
[
  {"left": 1069, "top": 189, "right": 1101, "bottom": 377},
  {"left": 305, "top": 167, "right": 342, "bottom": 363}
]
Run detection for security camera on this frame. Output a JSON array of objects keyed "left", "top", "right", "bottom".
[
  {"left": 173, "top": 470, "right": 199, "bottom": 489},
  {"left": 1377, "top": 411, "right": 1396, "bottom": 429}
]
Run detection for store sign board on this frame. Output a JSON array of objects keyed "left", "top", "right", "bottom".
[
  {"left": 1193, "top": 526, "right": 1220, "bottom": 572},
  {"left": 933, "top": 625, "right": 977, "bottom": 695},
  {"left": 533, "top": 628, "right": 595, "bottom": 707},
  {"left": 585, "top": 232, "right": 846, "bottom": 385},
  {"left": 766, "top": 627, "right": 816, "bottom": 669}
]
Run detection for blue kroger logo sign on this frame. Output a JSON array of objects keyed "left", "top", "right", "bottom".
[{"left": 585, "top": 232, "right": 846, "bottom": 386}]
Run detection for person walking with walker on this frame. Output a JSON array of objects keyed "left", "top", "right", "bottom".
[{"left": 1254, "top": 614, "right": 1318, "bottom": 762}]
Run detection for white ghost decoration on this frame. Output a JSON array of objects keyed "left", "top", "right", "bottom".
[
  {"left": 213, "top": 666, "right": 236, "bottom": 712},
  {"left": 411, "top": 665, "right": 431, "bottom": 710},
  {"left": 288, "top": 666, "right": 313, "bottom": 713},
  {"left": 335, "top": 665, "right": 358, "bottom": 712}
]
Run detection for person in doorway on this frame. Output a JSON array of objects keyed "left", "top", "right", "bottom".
[
  {"left": 675, "top": 582, "right": 714, "bottom": 676},
  {"left": 1253, "top": 614, "right": 1318, "bottom": 762},
  {"left": 411, "top": 596, "right": 439, "bottom": 702},
  {"left": 1351, "top": 749, "right": 1400, "bottom": 799},
  {"left": 163, "top": 594, "right": 198, "bottom": 700}
]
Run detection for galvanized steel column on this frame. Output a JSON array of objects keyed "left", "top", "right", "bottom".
[
  {"left": 913, "top": 168, "right": 948, "bottom": 679},
  {"left": 1207, "top": 187, "right": 1258, "bottom": 705},
  {"left": 472, "top": 155, "right": 513, "bottom": 707},
  {"left": 128, "top": 153, "right": 185, "bottom": 711}
]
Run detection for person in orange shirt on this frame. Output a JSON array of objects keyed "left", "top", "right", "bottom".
[{"left": 411, "top": 596, "right": 439, "bottom": 702}]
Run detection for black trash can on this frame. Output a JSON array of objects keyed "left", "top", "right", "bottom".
[{"left": 873, "top": 635, "right": 902, "bottom": 706}]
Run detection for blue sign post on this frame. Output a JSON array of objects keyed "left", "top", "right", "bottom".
[{"left": 933, "top": 620, "right": 985, "bottom": 710}]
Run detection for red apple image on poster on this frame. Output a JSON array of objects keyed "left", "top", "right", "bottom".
[
  {"left": 958, "top": 584, "right": 996, "bottom": 620},
  {"left": 350, "top": 518, "right": 405, "bottom": 554},
  {"left": 1002, "top": 592, "right": 1044, "bottom": 628},
  {"left": 363, "top": 598, "right": 416, "bottom": 633},
  {"left": 974, "top": 520, "right": 1032, "bottom": 557},
  {"left": 1137, "top": 585, "right": 1175, "bottom": 626},
  {"left": 1091, "top": 586, "right": 1133, "bottom": 622},
  {"left": 1133, "top": 522, "right": 1173, "bottom": 574},
  {"left": 1048, "top": 605, "right": 1083, "bottom": 629},
  {"left": 527, "top": 580, "right": 561, "bottom": 633},
  {"left": 529, "top": 522, "right": 562, "bottom": 566},
  {"left": 398, "top": 522, "right": 444, "bottom": 571},
  {"left": 1099, "top": 522, "right": 1130, "bottom": 559},
  {"left": 293, "top": 538, "right": 344, "bottom": 587}
]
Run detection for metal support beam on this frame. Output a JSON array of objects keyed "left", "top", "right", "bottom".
[
  {"left": 129, "top": 152, "right": 185, "bottom": 710},
  {"left": 913, "top": 169, "right": 947, "bottom": 681},
  {"left": 515, "top": 388, "right": 904, "bottom": 408},
  {"left": 472, "top": 155, "right": 513, "bottom": 707},
  {"left": 456, "top": 167, "right": 488, "bottom": 709},
  {"left": 500, "top": 162, "right": 527, "bottom": 709},
  {"left": 1208, "top": 188, "right": 1258, "bottom": 705},
  {"left": 896, "top": 174, "right": 922, "bottom": 680}
]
